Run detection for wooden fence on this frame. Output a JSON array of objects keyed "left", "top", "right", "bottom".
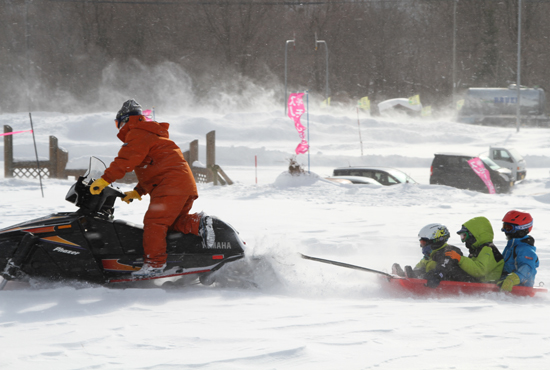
[
  {"left": 183, "top": 130, "right": 233, "bottom": 185},
  {"left": 4, "top": 125, "right": 69, "bottom": 179},
  {"left": 3, "top": 126, "right": 231, "bottom": 185}
]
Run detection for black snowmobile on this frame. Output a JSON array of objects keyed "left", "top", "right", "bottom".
[{"left": 0, "top": 157, "right": 246, "bottom": 289}]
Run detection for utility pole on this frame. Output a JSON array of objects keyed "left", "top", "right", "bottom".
[
  {"left": 315, "top": 33, "right": 329, "bottom": 102},
  {"left": 516, "top": 0, "right": 522, "bottom": 133},
  {"left": 452, "top": 0, "right": 457, "bottom": 110}
]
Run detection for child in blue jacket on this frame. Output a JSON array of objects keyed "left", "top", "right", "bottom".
[{"left": 498, "top": 210, "right": 539, "bottom": 291}]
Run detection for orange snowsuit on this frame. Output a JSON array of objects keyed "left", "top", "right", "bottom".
[{"left": 102, "top": 115, "right": 200, "bottom": 267}]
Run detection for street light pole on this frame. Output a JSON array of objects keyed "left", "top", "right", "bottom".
[
  {"left": 25, "top": 0, "right": 32, "bottom": 112},
  {"left": 516, "top": 0, "right": 522, "bottom": 133},
  {"left": 452, "top": 0, "right": 457, "bottom": 109},
  {"left": 284, "top": 36, "right": 295, "bottom": 116},
  {"left": 315, "top": 33, "right": 329, "bottom": 102}
]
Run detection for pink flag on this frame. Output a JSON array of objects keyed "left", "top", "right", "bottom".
[
  {"left": 288, "top": 93, "right": 308, "bottom": 154},
  {"left": 143, "top": 109, "right": 153, "bottom": 121},
  {"left": 0, "top": 129, "right": 33, "bottom": 137},
  {"left": 468, "top": 157, "right": 496, "bottom": 194}
]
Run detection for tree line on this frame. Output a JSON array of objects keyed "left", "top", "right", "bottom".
[{"left": 1, "top": 0, "right": 549, "bottom": 114}]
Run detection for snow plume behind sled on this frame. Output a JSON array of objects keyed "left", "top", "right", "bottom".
[
  {"left": 200, "top": 253, "right": 281, "bottom": 290},
  {"left": 143, "top": 252, "right": 283, "bottom": 291},
  {"left": 157, "top": 236, "right": 287, "bottom": 291},
  {"left": 201, "top": 236, "right": 377, "bottom": 296}
]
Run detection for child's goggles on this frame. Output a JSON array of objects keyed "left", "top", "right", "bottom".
[{"left": 501, "top": 222, "right": 532, "bottom": 233}]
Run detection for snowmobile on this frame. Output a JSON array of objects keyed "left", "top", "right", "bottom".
[
  {"left": 0, "top": 157, "right": 246, "bottom": 289},
  {"left": 302, "top": 254, "right": 547, "bottom": 297}
]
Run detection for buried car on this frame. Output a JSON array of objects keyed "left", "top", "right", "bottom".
[
  {"left": 325, "top": 176, "right": 383, "bottom": 185},
  {"left": 430, "top": 153, "right": 513, "bottom": 193},
  {"left": 332, "top": 167, "right": 417, "bottom": 186},
  {"left": 487, "top": 147, "right": 527, "bottom": 182}
]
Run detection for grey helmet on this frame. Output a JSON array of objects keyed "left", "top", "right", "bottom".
[{"left": 115, "top": 99, "right": 143, "bottom": 129}]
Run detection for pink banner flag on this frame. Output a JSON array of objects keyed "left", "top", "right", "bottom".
[
  {"left": 142, "top": 109, "right": 153, "bottom": 121},
  {"left": 0, "top": 129, "right": 33, "bottom": 137},
  {"left": 468, "top": 157, "right": 496, "bottom": 194},
  {"left": 288, "top": 93, "right": 308, "bottom": 154}
]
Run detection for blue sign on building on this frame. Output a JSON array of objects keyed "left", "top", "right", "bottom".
[{"left": 494, "top": 97, "right": 517, "bottom": 104}]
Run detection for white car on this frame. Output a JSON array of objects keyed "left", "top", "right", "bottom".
[
  {"left": 488, "top": 147, "right": 526, "bottom": 182},
  {"left": 325, "top": 176, "right": 383, "bottom": 185},
  {"left": 332, "top": 167, "right": 417, "bottom": 186}
]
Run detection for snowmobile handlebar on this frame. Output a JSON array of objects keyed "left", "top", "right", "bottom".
[
  {"left": 86, "top": 179, "right": 126, "bottom": 198},
  {"left": 65, "top": 175, "right": 126, "bottom": 217}
]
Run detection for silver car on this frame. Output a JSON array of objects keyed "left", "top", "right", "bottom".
[
  {"left": 332, "top": 167, "right": 417, "bottom": 186},
  {"left": 325, "top": 175, "right": 383, "bottom": 185}
]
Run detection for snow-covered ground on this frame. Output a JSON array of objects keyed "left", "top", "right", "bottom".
[{"left": 1, "top": 108, "right": 549, "bottom": 369}]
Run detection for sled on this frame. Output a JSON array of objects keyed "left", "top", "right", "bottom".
[
  {"left": 380, "top": 275, "right": 547, "bottom": 297},
  {"left": 301, "top": 254, "right": 547, "bottom": 297}
]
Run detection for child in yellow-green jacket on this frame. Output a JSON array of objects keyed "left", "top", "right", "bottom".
[{"left": 445, "top": 216, "right": 504, "bottom": 283}]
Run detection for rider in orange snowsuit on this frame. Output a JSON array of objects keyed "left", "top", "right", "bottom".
[{"left": 95, "top": 101, "right": 200, "bottom": 271}]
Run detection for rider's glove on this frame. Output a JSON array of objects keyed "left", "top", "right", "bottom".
[
  {"left": 498, "top": 273, "right": 520, "bottom": 292},
  {"left": 90, "top": 178, "right": 110, "bottom": 195},
  {"left": 122, "top": 190, "right": 142, "bottom": 204},
  {"left": 445, "top": 250, "right": 461, "bottom": 262}
]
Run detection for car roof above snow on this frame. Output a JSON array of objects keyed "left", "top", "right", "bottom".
[
  {"left": 326, "top": 176, "right": 382, "bottom": 185},
  {"left": 434, "top": 153, "right": 496, "bottom": 162},
  {"left": 333, "top": 166, "right": 406, "bottom": 172},
  {"left": 433, "top": 152, "right": 477, "bottom": 157}
]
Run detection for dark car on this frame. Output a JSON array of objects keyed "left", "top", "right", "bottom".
[
  {"left": 332, "top": 167, "right": 417, "bottom": 186},
  {"left": 430, "top": 153, "right": 513, "bottom": 193}
]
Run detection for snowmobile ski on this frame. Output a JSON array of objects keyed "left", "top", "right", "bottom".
[
  {"left": 107, "top": 268, "right": 212, "bottom": 283},
  {"left": 106, "top": 255, "right": 244, "bottom": 283}
]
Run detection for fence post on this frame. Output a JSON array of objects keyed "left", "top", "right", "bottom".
[
  {"left": 189, "top": 139, "right": 199, "bottom": 166},
  {"left": 49, "top": 136, "right": 58, "bottom": 178},
  {"left": 206, "top": 130, "right": 215, "bottom": 168},
  {"left": 4, "top": 125, "right": 13, "bottom": 178},
  {"left": 206, "top": 130, "right": 216, "bottom": 184}
]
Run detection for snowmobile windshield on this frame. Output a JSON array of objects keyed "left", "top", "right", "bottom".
[{"left": 83, "top": 157, "right": 107, "bottom": 185}]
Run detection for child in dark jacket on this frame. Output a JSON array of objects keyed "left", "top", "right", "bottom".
[{"left": 392, "top": 223, "right": 474, "bottom": 288}]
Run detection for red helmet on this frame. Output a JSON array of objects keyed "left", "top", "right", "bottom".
[{"left": 502, "top": 210, "right": 533, "bottom": 234}]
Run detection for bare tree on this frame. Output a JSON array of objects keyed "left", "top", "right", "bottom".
[{"left": 1, "top": 0, "right": 550, "bottom": 113}]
